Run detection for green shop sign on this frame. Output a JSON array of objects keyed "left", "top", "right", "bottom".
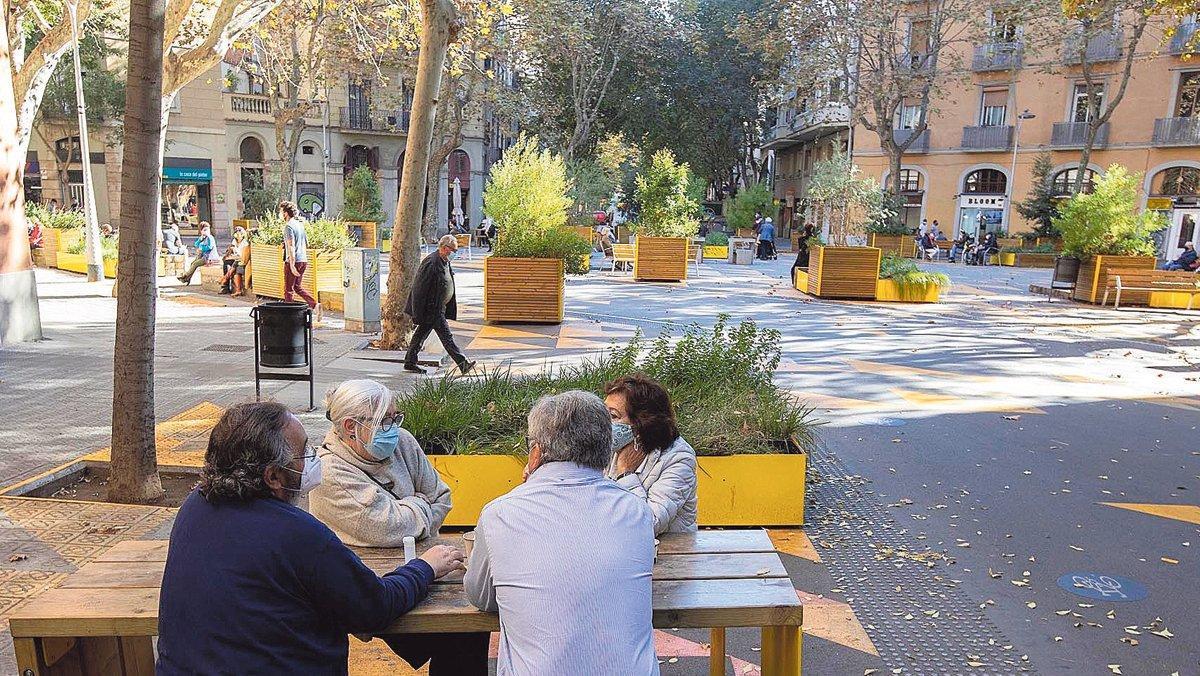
[{"left": 162, "top": 166, "right": 213, "bottom": 182}]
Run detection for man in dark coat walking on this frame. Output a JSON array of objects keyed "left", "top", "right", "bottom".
[{"left": 403, "top": 235, "right": 476, "bottom": 374}]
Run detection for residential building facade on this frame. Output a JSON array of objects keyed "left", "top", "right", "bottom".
[{"left": 849, "top": 13, "right": 1200, "bottom": 260}]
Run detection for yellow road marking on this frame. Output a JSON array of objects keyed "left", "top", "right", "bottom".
[
  {"left": 476, "top": 325, "right": 557, "bottom": 340},
  {"left": 465, "top": 336, "right": 549, "bottom": 352},
  {"left": 787, "top": 390, "right": 877, "bottom": 410},
  {"left": 1102, "top": 502, "right": 1200, "bottom": 526},
  {"left": 795, "top": 590, "right": 879, "bottom": 656}
]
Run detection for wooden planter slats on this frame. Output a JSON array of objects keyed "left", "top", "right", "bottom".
[
  {"left": 483, "top": 257, "right": 564, "bottom": 324},
  {"left": 807, "top": 245, "right": 881, "bottom": 299},
  {"left": 1014, "top": 252, "right": 1056, "bottom": 268},
  {"left": 634, "top": 236, "right": 689, "bottom": 282},
  {"left": 1073, "top": 255, "right": 1155, "bottom": 304},
  {"left": 346, "top": 221, "right": 378, "bottom": 249},
  {"left": 996, "top": 237, "right": 1023, "bottom": 250},
  {"left": 249, "top": 242, "right": 343, "bottom": 299},
  {"left": 867, "top": 233, "right": 916, "bottom": 257}
]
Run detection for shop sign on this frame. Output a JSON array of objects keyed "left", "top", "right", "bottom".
[
  {"left": 162, "top": 166, "right": 213, "bottom": 182},
  {"left": 958, "top": 194, "right": 1005, "bottom": 209}
]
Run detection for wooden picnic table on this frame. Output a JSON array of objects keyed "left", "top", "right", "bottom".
[{"left": 10, "top": 530, "right": 801, "bottom": 675}]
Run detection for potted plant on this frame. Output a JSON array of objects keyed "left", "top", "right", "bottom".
[
  {"left": 631, "top": 149, "right": 700, "bottom": 281},
  {"left": 249, "top": 216, "right": 355, "bottom": 299},
  {"left": 703, "top": 231, "right": 729, "bottom": 260},
  {"left": 397, "top": 318, "right": 817, "bottom": 526},
  {"left": 1054, "top": 166, "right": 1165, "bottom": 303},
  {"left": 876, "top": 254, "right": 950, "bottom": 302},
  {"left": 800, "top": 150, "right": 892, "bottom": 298},
  {"left": 26, "top": 204, "right": 84, "bottom": 268},
  {"left": 865, "top": 194, "right": 915, "bottom": 257},
  {"left": 483, "top": 138, "right": 590, "bottom": 323},
  {"left": 342, "top": 165, "right": 386, "bottom": 248},
  {"left": 1001, "top": 243, "right": 1057, "bottom": 268},
  {"left": 58, "top": 236, "right": 124, "bottom": 278}
]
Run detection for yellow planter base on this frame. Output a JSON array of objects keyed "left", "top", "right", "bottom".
[
  {"left": 1150, "top": 290, "right": 1200, "bottom": 309},
  {"left": 875, "top": 279, "right": 941, "bottom": 303},
  {"left": 703, "top": 246, "right": 728, "bottom": 260},
  {"left": 999, "top": 252, "right": 1016, "bottom": 266},
  {"left": 793, "top": 269, "right": 810, "bottom": 292},
  {"left": 431, "top": 453, "right": 806, "bottom": 527}
]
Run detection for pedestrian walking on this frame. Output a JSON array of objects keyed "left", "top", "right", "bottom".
[
  {"left": 403, "top": 235, "right": 476, "bottom": 375},
  {"left": 279, "top": 201, "right": 321, "bottom": 319}
]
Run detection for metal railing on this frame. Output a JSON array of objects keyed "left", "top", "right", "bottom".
[
  {"left": 961, "top": 125, "right": 1013, "bottom": 150},
  {"left": 1153, "top": 116, "right": 1200, "bottom": 146},
  {"left": 893, "top": 128, "right": 930, "bottom": 153},
  {"left": 1051, "top": 121, "right": 1109, "bottom": 148},
  {"left": 1063, "top": 29, "right": 1123, "bottom": 63},
  {"left": 338, "top": 107, "right": 410, "bottom": 132},
  {"left": 972, "top": 42, "right": 1023, "bottom": 71},
  {"left": 1169, "top": 22, "right": 1198, "bottom": 55}
]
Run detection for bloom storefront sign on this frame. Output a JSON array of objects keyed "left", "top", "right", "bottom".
[{"left": 958, "top": 194, "right": 1006, "bottom": 209}]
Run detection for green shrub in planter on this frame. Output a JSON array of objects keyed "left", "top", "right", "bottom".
[
  {"left": 705, "top": 231, "right": 729, "bottom": 246},
  {"left": 341, "top": 165, "right": 386, "bottom": 224},
  {"left": 398, "top": 316, "right": 820, "bottom": 457},
  {"left": 251, "top": 215, "right": 356, "bottom": 251},
  {"left": 66, "top": 235, "right": 119, "bottom": 261},
  {"left": 632, "top": 149, "right": 700, "bottom": 238},
  {"left": 25, "top": 203, "right": 85, "bottom": 229},
  {"left": 879, "top": 254, "right": 950, "bottom": 293},
  {"left": 1054, "top": 165, "right": 1165, "bottom": 258},
  {"left": 723, "top": 183, "right": 772, "bottom": 233}
]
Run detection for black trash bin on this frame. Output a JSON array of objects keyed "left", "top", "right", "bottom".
[{"left": 251, "top": 301, "right": 314, "bottom": 409}]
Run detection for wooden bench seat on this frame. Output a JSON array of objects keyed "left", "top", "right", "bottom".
[
  {"left": 1102, "top": 268, "right": 1200, "bottom": 309},
  {"left": 609, "top": 243, "right": 635, "bottom": 272}
]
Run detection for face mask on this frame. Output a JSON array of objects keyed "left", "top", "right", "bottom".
[
  {"left": 366, "top": 425, "right": 400, "bottom": 461},
  {"left": 611, "top": 421, "right": 635, "bottom": 452},
  {"left": 282, "top": 454, "right": 323, "bottom": 495}
]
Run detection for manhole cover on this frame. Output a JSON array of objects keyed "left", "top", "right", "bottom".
[
  {"left": 1056, "top": 573, "right": 1147, "bottom": 602},
  {"left": 202, "top": 344, "right": 255, "bottom": 353}
]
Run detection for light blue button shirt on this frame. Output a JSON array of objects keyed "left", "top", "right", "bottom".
[{"left": 465, "top": 461, "right": 658, "bottom": 676}]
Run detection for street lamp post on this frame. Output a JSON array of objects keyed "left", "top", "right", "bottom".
[
  {"left": 1007, "top": 109, "right": 1036, "bottom": 232},
  {"left": 67, "top": 0, "right": 103, "bottom": 282}
]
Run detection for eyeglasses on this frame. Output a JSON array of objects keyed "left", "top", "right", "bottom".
[{"left": 376, "top": 413, "right": 404, "bottom": 432}]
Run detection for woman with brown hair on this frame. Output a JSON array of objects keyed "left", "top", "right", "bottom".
[{"left": 603, "top": 374, "right": 698, "bottom": 535}]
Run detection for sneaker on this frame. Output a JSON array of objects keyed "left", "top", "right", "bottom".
[
  {"left": 314, "top": 302, "right": 323, "bottom": 322},
  {"left": 458, "top": 360, "right": 477, "bottom": 375},
  {"left": 403, "top": 363, "right": 427, "bottom": 374}
]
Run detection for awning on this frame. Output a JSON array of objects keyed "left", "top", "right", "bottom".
[{"left": 162, "top": 157, "right": 213, "bottom": 183}]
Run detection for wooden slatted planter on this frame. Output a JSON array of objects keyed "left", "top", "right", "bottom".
[
  {"left": 867, "top": 233, "right": 916, "bottom": 257},
  {"left": 1015, "top": 252, "right": 1056, "bottom": 268},
  {"left": 483, "top": 257, "right": 564, "bottom": 323},
  {"left": 1073, "top": 255, "right": 1155, "bottom": 304},
  {"left": 40, "top": 229, "right": 82, "bottom": 268},
  {"left": 805, "top": 245, "right": 881, "bottom": 299},
  {"left": 634, "top": 236, "right": 690, "bottom": 281},
  {"left": 996, "top": 237, "right": 1023, "bottom": 250},
  {"left": 249, "top": 243, "right": 344, "bottom": 300},
  {"left": 346, "top": 221, "right": 378, "bottom": 249}
]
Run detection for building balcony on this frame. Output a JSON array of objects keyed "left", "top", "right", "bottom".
[
  {"left": 225, "top": 93, "right": 272, "bottom": 123},
  {"left": 1062, "top": 29, "right": 1123, "bottom": 63},
  {"left": 337, "top": 107, "right": 410, "bottom": 133},
  {"left": 893, "top": 128, "right": 930, "bottom": 153},
  {"left": 1169, "top": 22, "right": 1198, "bottom": 55},
  {"left": 972, "top": 42, "right": 1023, "bottom": 72},
  {"left": 1153, "top": 116, "right": 1200, "bottom": 146},
  {"left": 1051, "top": 121, "right": 1109, "bottom": 148},
  {"left": 762, "top": 104, "right": 850, "bottom": 149},
  {"left": 961, "top": 125, "right": 1013, "bottom": 150}
]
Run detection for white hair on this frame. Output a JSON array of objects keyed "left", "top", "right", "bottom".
[
  {"left": 324, "top": 379, "right": 392, "bottom": 431},
  {"left": 438, "top": 234, "right": 458, "bottom": 249},
  {"left": 528, "top": 391, "right": 612, "bottom": 470}
]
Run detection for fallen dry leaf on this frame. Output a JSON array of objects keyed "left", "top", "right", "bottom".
[
  {"left": 1108, "top": 665, "right": 1121, "bottom": 675},
  {"left": 1161, "top": 557, "right": 1179, "bottom": 564},
  {"left": 7, "top": 554, "right": 27, "bottom": 563}
]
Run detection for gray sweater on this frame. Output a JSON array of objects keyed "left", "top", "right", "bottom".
[{"left": 308, "top": 428, "right": 452, "bottom": 546}]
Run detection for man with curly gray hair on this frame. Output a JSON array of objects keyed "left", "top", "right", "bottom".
[{"left": 157, "top": 402, "right": 466, "bottom": 674}]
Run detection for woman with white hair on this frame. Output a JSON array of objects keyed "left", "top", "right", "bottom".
[{"left": 308, "top": 379, "right": 452, "bottom": 545}]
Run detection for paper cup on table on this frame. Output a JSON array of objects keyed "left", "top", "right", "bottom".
[{"left": 462, "top": 531, "right": 476, "bottom": 558}]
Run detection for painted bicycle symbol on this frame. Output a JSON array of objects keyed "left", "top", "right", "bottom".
[
  {"left": 1071, "top": 575, "right": 1126, "bottom": 598},
  {"left": 1057, "top": 572, "right": 1147, "bottom": 602}
]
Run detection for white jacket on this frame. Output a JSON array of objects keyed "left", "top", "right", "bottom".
[
  {"left": 308, "top": 428, "right": 452, "bottom": 546},
  {"left": 607, "top": 436, "right": 698, "bottom": 536}
]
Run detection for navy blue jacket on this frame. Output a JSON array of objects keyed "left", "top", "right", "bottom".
[{"left": 157, "top": 490, "right": 434, "bottom": 675}]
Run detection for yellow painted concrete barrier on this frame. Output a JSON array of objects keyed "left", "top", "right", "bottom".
[{"left": 875, "top": 279, "right": 941, "bottom": 303}]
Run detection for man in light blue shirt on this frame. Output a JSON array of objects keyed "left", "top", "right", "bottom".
[
  {"left": 756, "top": 216, "right": 776, "bottom": 259},
  {"left": 465, "top": 391, "right": 658, "bottom": 676},
  {"left": 279, "top": 201, "right": 318, "bottom": 312}
]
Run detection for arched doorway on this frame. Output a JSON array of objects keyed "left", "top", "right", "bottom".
[
  {"left": 894, "top": 168, "right": 925, "bottom": 231},
  {"left": 239, "top": 136, "right": 265, "bottom": 208},
  {"left": 343, "top": 144, "right": 376, "bottom": 177},
  {"left": 447, "top": 149, "right": 471, "bottom": 230},
  {"left": 957, "top": 168, "right": 1007, "bottom": 238},
  {"left": 1151, "top": 165, "right": 1200, "bottom": 258}
]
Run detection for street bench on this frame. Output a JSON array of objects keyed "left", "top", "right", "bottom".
[
  {"left": 609, "top": 243, "right": 635, "bottom": 272},
  {"left": 1102, "top": 268, "right": 1200, "bottom": 309}
]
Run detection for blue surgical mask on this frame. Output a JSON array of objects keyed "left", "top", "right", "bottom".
[
  {"left": 611, "top": 421, "right": 635, "bottom": 452},
  {"left": 367, "top": 425, "right": 401, "bottom": 461}
]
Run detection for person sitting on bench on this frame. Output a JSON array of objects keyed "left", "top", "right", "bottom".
[{"left": 1162, "top": 242, "right": 1199, "bottom": 271}]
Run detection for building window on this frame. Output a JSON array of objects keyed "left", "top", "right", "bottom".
[
  {"left": 990, "top": 10, "right": 1020, "bottom": 42},
  {"left": 302, "top": 145, "right": 315, "bottom": 155},
  {"left": 1175, "top": 72, "right": 1200, "bottom": 117},
  {"left": 980, "top": 89, "right": 1008, "bottom": 127},
  {"left": 897, "top": 169, "right": 923, "bottom": 193},
  {"left": 1072, "top": 83, "right": 1104, "bottom": 123},
  {"left": 898, "top": 101, "right": 923, "bottom": 129},
  {"left": 908, "top": 19, "right": 930, "bottom": 56},
  {"left": 1051, "top": 168, "right": 1097, "bottom": 195},
  {"left": 239, "top": 137, "right": 264, "bottom": 163},
  {"left": 964, "top": 168, "right": 1007, "bottom": 194},
  {"left": 1152, "top": 166, "right": 1200, "bottom": 196}
]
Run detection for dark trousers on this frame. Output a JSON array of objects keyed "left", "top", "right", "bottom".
[
  {"left": 404, "top": 314, "right": 467, "bottom": 367},
  {"left": 284, "top": 261, "right": 317, "bottom": 308},
  {"left": 383, "top": 632, "right": 489, "bottom": 676}
]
